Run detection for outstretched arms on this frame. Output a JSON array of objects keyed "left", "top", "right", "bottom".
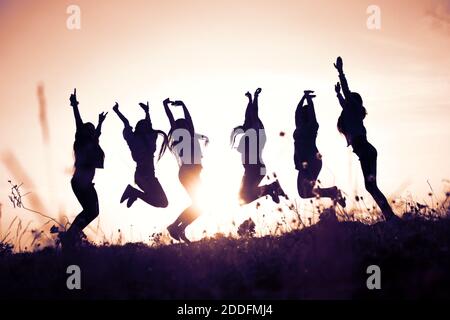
[
  {"left": 112, "top": 102, "right": 131, "bottom": 129},
  {"left": 96, "top": 112, "right": 108, "bottom": 137},
  {"left": 70, "top": 88, "right": 83, "bottom": 130},
  {"left": 334, "top": 56, "right": 351, "bottom": 99},
  {"left": 163, "top": 98, "right": 175, "bottom": 127}
]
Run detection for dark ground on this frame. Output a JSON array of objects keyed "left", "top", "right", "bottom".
[{"left": 1, "top": 217, "right": 450, "bottom": 300}]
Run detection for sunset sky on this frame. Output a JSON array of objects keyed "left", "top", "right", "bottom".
[{"left": 0, "top": 0, "right": 449, "bottom": 245}]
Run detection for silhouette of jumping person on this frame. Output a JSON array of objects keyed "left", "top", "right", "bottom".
[
  {"left": 113, "top": 101, "right": 169, "bottom": 208},
  {"left": 164, "top": 98, "right": 209, "bottom": 242},
  {"left": 231, "top": 88, "right": 287, "bottom": 205},
  {"left": 333, "top": 56, "right": 398, "bottom": 221},
  {"left": 294, "top": 90, "right": 346, "bottom": 206},
  {"left": 62, "top": 89, "right": 107, "bottom": 249}
]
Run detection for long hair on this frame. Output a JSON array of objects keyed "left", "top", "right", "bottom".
[
  {"left": 230, "top": 125, "right": 245, "bottom": 148},
  {"left": 337, "top": 92, "right": 367, "bottom": 134},
  {"left": 154, "top": 129, "right": 169, "bottom": 161},
  {"left": 133, "top": 119, "right": 168, "bottom": 162},
  {"left": 168, "top": 119, "right": 208, "bottom": 153},
  {"left": 73, "top": 122, "right": 104, "bottom": 167}
]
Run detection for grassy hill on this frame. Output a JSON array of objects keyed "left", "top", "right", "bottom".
[{"left": 1, "top": 216, "right": 450, "bottom": 300}]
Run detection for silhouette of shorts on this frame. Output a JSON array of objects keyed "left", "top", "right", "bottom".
[{"left": 179, "top": 164, "right": 202, "bottom": 198}]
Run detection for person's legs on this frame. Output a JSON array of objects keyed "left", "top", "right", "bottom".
[
  {"left": 311, "top": 160, "right": 338, "bottom": 199},
  {"left": 179, "top": 164, "right": 202, "bottom": 199},
  {"left": 358, "top": 142, "right": 396, "bottom": 220},
  {"left": 134, "top": 174, "right": 169, "bottom": 208},
  {"left": 168, "top": 205, "right": 201, "bottom": 243},
  {"left": 66, "top": 180, "right": 99, "bottom": 240},
  {"left": 297, "top": 158, "right": 318, "bottom": 198},
  {"left": 296, "top": 158, "right": 345, "bottom": 206},
  {"left": 168, "top": 165, "right": 202, "bottom": 241},
  {"left": 239, "top": 166, "right": 266, "bottom": 204},
  {"left": 240, "top": 164, "right": 288, "bottom": 204},
  {"left": 171, "top": 205, "right": 201, "bottom": 228}
]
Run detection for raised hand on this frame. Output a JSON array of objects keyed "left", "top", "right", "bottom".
[
  {"left": 112, "top": 102, "right": 119, "bottom": 112},
  {"left": 334, "top": 56, "right": 343, "bottom": 72},
  {"left": 255, "top": 88, "right": 262, "bottom": 95},
  {"left": 163, "top": 98, "right": 172, "bottom": 106},
  {"left": 70, "top": 88, "right": 79, "bottom": 107},
  {"left": 335, "top": 82, "right": 341, "bottom": 94},
  {"left": 304, "top": 90, "right": 316, "bottom": 97},
  {"left": 98, "top": 111, "right": 108, "bottom": 123},
  {"left": 172, "top": 100, "right": 185, "bottom": 107},
  {"left": 139, "top": 101, "right": 149, "bottom": 113}
]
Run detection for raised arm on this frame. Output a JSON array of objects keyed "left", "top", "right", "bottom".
[
  {"left": 69, "top": 88, "right": 83, "bottom": 130},
  {"left": 163, "top": 98, "right": 175, "bottom": 127},
  {"left": 96, "top": 112, "right": 108, "bottom": 137},
  {"left": 295, "top": 93, "right": 308, "bottom": 127},
  {"left": 139, "top": 101, "right": 152, "bottom": 128},
  {"left": 305, "top": 95, "right": 317, "bottom": 125},
  {"left": 112, "top": 102, "right": 131, "bottom": 129},
  {"left": 297, "top": 95, "right": 307, "bottom": 109},
  {"left": 173, "top": 100, "right": 195, "bottom": 134},
  {"left": 334, "top": 57, "right": 351, "bottom": 99},
  {"left": 252, "top": 88, "right": 262, "bottom": 120},
  {"left": 335, "top": 82, "right": 346, "bottom": 108}
]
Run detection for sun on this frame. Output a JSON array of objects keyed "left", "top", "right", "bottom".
[{"left": 186, "top": 147, "right": 245, "bottom": 239}]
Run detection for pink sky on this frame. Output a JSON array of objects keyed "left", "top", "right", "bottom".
[{"left": 0, "top": 0, "right": 449, "bottom": 246}]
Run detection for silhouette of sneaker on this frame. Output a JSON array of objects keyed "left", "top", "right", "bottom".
[
  {"left": 120, "top": 185, "right": 134, "bottom": 204},
  {"left": 335, "top": 189, "right": 346, "bottom": 208},
  {"left": 167, "top": 223, "right": 181, "bottom": 241},
  {"left": 178, "top": 228, "right": 191, "bottom": 244},
  {"left": 126, "top": 193, "right": 138, "bottom": 208}
]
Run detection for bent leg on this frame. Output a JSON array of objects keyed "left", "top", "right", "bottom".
[
  {"left": 68, "top": 182, "right": 99, "bottom": 233},
  {"left": 239, "top": 167, "right": 265, "bottom": 204},
  {"left": 297, "top": 159, "right": 321, "bottom": 199},
  {"left": 135, "top": 175, "right": 169, "bottom": 208},
  {"left": 179, "top": 205, "right": 201, "bottom": 227}
]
